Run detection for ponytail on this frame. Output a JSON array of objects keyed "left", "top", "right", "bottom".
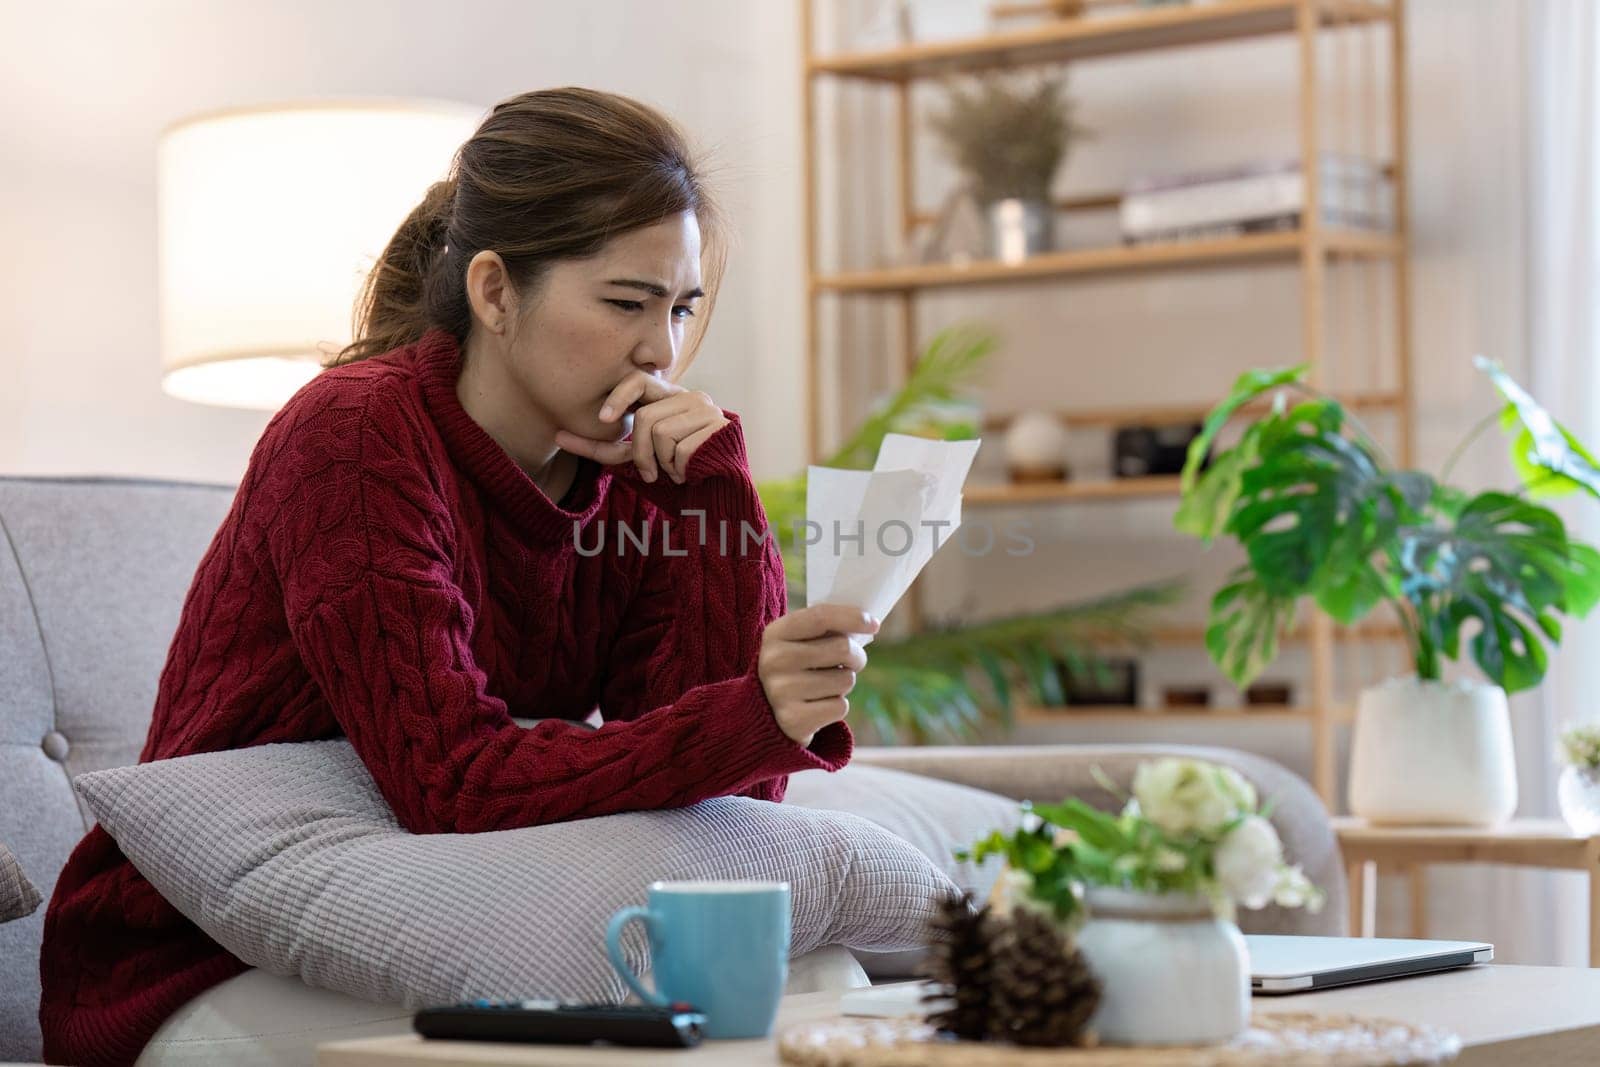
[
  {"left": 328, "top": 178, "right": 461, "bottom": 367},
  {"left": 329, "top": 87, "right": 728, "bottom": 370}
]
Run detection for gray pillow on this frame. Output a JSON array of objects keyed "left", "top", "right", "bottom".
[
  {"left": 783, "top": 762, "right": 1024, "bottom": 977},
  {"left": 0, "top": 841, "right": 41, "bottom": 923},
  {"left": 73, "top": 739, "right": 957, "bottom": 1009}
]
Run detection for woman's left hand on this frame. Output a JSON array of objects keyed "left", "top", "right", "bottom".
[{"left": 554, "top": 371, "right": 730, "bottom": 484}]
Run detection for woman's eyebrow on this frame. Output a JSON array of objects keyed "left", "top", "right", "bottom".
[{"left": 607, "top": 279, "right": 705, "bottom": 300}]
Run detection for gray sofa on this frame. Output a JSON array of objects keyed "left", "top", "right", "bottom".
[{"left": 0, "top": 475, "right": 1346, "bottom": 1063}]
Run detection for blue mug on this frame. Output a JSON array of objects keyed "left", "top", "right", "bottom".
[{"left": 606, "top": 880, "right": 791, "bottom": 1039}]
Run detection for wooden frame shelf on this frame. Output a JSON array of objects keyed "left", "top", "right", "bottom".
[
  {"left": 800, "top": 0, "right": 1414, "bottom": 806},
  {"left": 808, "top": 0, "right": 1392, "bottom": 83},
  {"left": 1013, "top": 704, "right": 1355, "bottom": 724},
  {"left": 814, "top": 229, "right": 1402, "bottom": 295},
  {"left": 976, "top": 390, "right": 1406, "bottom": 431},
  {"left": 965, "top": 475, "right": 1181, "bottom": 505}
]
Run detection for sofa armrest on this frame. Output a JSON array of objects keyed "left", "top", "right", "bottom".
[{"left": 853, "top": 743, "right": 1346, "bottom": 936}]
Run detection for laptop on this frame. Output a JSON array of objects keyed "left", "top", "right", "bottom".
[
  {"left": 1247, "top": 934, "right": 1492, "bottom": 993},
  {"left": 839, "top": 935, "right": 1493, "bottom": 1016}
]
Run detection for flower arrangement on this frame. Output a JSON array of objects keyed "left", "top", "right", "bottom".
[
  {"left": 1558, "top": 723, "right": 1600, "bottom": 770},
  {"left": 958, "top": 757, "right": 1324, "bottom": 923}
]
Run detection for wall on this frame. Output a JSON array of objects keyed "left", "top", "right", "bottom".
[{"left": 0, "top": 0, "right": 807, "bottom": 482}]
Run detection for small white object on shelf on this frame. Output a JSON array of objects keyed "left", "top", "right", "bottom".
[
  {"left": 1003, "top": 410, "right": 1071, "bottom": 481},
  {"left": 1559, "top": 765, "right": 1600, "bottom": 835}
]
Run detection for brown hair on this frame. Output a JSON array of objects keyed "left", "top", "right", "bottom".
[{"left": 328, "top": 87, "right": 730, "bottom": 371}]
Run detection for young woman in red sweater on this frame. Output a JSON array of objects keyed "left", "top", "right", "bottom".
[{"left": 39, "top": 86, "right": 876, "bottom": 1066}]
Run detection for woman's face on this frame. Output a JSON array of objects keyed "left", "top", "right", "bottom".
[{"left": 500, "top": 210, "right": 705, "bottom": 444}]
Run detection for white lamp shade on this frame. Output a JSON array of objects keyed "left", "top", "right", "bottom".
[{"left": 158, "top": 99, "right": 482, "bottom": 410}]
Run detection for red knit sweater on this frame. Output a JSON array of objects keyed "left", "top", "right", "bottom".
[{"left": 38, "top": 327, "right": 851, "bottom": 1066}]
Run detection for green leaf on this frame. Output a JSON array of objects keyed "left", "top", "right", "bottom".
[
  {"left": 1174, "top": 425, "right": 1260, "bottom": 540},
  {"left": 1180, "top": 365, "right": 1310, "bottom": 494},
  {"left": 1563, "top": 544, "right": 1600, "bottom": 617},
  {"left": 1206, "top": 570, "right": 1295, "bottom": 688},
  {"left": 1477, "top": 356, "right": 1600, "bottom": 499},
  {"left": 1399, "top": 491, "right": 1583, "bottom": 692}
]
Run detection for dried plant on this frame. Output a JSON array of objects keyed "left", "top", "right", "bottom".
[{"left": 926, "top": 70, "right": 1088, "bottom": 205}]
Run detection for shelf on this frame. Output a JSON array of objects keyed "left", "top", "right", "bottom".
[
  {"left": 977, "top": 390, "right": 1407, "bottom": 431},
  {"left": 808, "top": 0, "right": 1393, "bottom": 84},
  {"left": 813, "top": 229, "right": 1402, "bottom": 294},
  {"left": 1014, "top": 704, "right": 1356, "bottom": 724},
  {"left": 1151, "top": 622, "right": 1407, "bottom": 644},
  {"left": 966, "top": 475, "right": 1181, "bottom": 505}
]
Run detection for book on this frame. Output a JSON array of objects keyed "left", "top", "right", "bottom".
[{"left": 1120, "top": 154, "right": 1390, "bottom": 240}]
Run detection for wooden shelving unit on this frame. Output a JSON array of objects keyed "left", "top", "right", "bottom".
[
  {"left": 1013, "top": 704, "right": 1350, "bottom": 725},
  {"left": 798, "top": 0, "right": 1413, "bottom": 806}
]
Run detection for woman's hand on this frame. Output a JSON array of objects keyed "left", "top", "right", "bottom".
[
  {"left": 554, "top": 371, "right": 730, "bottom": 484},
  {"left": 757, "top": 603, "right": 879, "bottom": 748}
]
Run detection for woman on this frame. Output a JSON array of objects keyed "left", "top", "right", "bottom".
[{"left": 39, "top": 86, "right": 877, "bottom": 1066}]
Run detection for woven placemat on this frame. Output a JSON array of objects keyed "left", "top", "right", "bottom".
[{"left": 777, "top": 1012, "right": 1461, "bottom": 1066}]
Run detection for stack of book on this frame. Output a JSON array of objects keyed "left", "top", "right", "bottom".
[{"left": 1119, "top": 154, "right": 1390, "bottom": 245}]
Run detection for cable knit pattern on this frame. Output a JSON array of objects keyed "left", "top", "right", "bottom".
[{"left": 38, "top": 327, "right": 850, "bottom": 1067}]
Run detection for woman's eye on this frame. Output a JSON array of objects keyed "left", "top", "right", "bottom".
[{"left": 608, "top": 299, "right": 695, "bottom": 320}]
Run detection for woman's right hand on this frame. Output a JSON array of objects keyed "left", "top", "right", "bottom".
[{"left": 758, "top": 603, "right": 879, "bottom": 747}]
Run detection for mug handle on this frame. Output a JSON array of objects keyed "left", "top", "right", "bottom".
[{"left": 606, "top": 906, "right": 670, "bottom": 1007}]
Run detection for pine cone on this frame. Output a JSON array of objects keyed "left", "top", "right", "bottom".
[
  {"left": 919, "top": 890, "right": 994, "bottom": 1040},
  {"left": 985, "top": 906, "right": 1101, "bottom": 1047}
]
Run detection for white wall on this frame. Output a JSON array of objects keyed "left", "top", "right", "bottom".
[{"left": 0, "top": 0, "right": 809, "bottom": 483}]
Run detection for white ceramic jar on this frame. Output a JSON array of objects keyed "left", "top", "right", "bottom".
[
  {"left": 1347, "top": 676, "right": 1517, "bottom": 826},
  {"left": 1074, "top": 887, "right": 1249, "bottom": 1046},
  {"left": 1558, "top": 765, "right": 1600, "bottom": 835}
]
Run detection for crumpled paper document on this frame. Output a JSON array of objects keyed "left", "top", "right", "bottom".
[{"left": 805, "top": 433, "right": 981, "bottom": 647}]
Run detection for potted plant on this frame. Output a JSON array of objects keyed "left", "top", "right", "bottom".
[
  {"left": 1175, "top": 360, "right": 1600, "bottom": 825},
  {"left": 1557, "top": 723, "right": 1600, "bottom": 834},
  {"left": 925, "top": 70, "right": 1088, "bottom": 263},
  {"left": 959, "top": 757, "right": 1323, "bottom": 1046}
]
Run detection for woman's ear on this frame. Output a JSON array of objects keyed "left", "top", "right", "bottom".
[{"left": 465, "top": 250, "right": 514, "bottom": 336}]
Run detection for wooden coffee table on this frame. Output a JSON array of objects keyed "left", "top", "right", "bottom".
[{"left": 318, "top": 964, "right": 1600, "bottom": 1065}]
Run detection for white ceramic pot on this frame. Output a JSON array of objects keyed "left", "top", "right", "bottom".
[
  {"left": 1004, "top": 411, "right": 1070, "bottom": 477},
  {"left": 1074, "top": 887, "right": 1249, "bottom": 1046},
  {"left": 1347, "top": 676, "right": 1517, "bottom": 826},
  {"left": 1558, "top": 765, "right": 1600, "bottom": 835}
]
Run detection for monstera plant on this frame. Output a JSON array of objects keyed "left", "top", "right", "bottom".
[{"left": 1175, "top": 359, "right": 1600, "bottom": 825}]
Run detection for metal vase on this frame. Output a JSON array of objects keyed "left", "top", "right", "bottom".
[{"left": 985, "top": 197, "right": 1055, "bottom": 263}]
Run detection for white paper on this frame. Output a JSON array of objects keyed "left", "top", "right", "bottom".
[{"left": 805, "top": 433, "right": 981, "bottom": 647}]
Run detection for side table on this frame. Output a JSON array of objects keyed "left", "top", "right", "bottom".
[{"left": 1332, "top": 816, "right": 1600, "bottom": 966}]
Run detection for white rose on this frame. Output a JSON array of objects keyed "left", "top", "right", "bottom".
[
  {"left": 1214, "top": 815, "right": 1284, "bottom": 908},
  {"left": 1272, "top": 865, "right": 1324, "bottom": 913},
  {"left": 1132, "top": 758, "right": 1257, "bottom": 837}
]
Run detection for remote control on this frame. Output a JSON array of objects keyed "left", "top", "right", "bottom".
[{"left": 413, "top": 997, "right": 706, "bottom": 1048}]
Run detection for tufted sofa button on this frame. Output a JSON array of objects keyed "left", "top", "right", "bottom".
[{"left": 42, "top": 730, "right": 70, "bottom": 762}]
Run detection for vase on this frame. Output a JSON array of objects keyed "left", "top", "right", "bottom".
[
  {"left": 985, "top": 197, "right": 1054, "bottom": 264},
  {"left": 1558, "top": 765, "right": 1600, "bottom": 835},
  {"left": 1347, "top": 676, "right": 1517, "bottom": 826},
  {"left": 1004, "top": 410, "right": 1071, "bottom": 483},
  {"left": 1074, "top": 887, "right": 1249, "bottom": 1046}
]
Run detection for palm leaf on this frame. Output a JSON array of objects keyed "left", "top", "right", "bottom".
[{"left": 848, "top": 579, "right": 1185, "bottom": 743}]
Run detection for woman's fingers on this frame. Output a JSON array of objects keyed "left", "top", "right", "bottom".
[
  {"left": 599, "top": 371, "right": 682, "bottom": 423},
  {"left": 649, "top": 410, "right": 706, "bottom": 483},
  {"left": 553, "top": 430, "right": 632, "bottom": 465}
]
